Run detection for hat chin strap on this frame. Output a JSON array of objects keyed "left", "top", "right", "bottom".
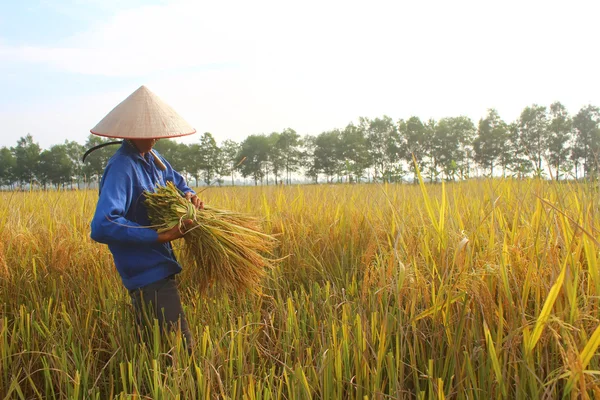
[{"left": 82, "top": 139, "right": 167, "bottom": 171}]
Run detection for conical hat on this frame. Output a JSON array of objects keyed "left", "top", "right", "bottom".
[{"left": 90, "top": 85, "right": 196, "bottom": 139}]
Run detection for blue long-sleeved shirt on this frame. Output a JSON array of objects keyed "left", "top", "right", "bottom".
[{"left": 90, "top": 142, "right": 194, "bottom": 290}]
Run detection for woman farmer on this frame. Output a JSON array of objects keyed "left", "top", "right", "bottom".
[{"left": 89, "top": 85, "right": 202, "bottom": 349}]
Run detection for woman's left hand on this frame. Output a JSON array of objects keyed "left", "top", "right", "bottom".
[{"left": 185, "top": 192, "right": 204, "bottom": 209}]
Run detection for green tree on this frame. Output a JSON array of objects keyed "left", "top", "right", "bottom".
[
  {"left": 518, "top": 104, "right": 549, "bottom": 176},
  {"left": 219, "top": 139, "right": 241, "bottom": 185},
  {"left": 0, "top": 147, "right": 16, "bottom": 188},
  {"left": 571, "top": 105, "right": 600, "bottom": 179},
  {"left": 313, "top": 130, "right": 343, "bottom": 182},
  {"left": 239, "top": 134, "right": 271, "bottom": 185},
  {"left": 176, "top": 142, "right": 194, "bottom": 184},
  {"left": 199, "top": 132, "right": 221, "bottom": 185},
  {"left": 363, "top": 116, "right": 402, "bottom": 182},
  {"left": 276, "top": 128, "right": 302, "bottom": 184},
  {"left": 547, "top": 102, "right": 572, "bottom": 180},
  {"left": 38, "top": 144, "right": 73, "bottom": 189},
  {"left": 340, "top": 122, "right": 370, "bottom": 183},
  {"left": 506, "top": 122, "right": 533, "bottom": 178},
  {"left": 424, "top": 119, "right": 440, "bottom": 182},
  {"left": 13, "top": 134, "right": 41, "bottom": 187},
  {"left": 434, "top": 116, "right": 476, "bottom": 180},
  {"left": 38, "top": 150, "right": 52, "bottom": 189},
  {"left": 398, "top": 116, "right": 429, "bottom": 182},
  {"left": 185, "top": 143, "right": 203, "bottom": 186},
  {"left": 300, "top": 135, "right": 319, "bottom": 183},
  {"left": 473, "top": 109, "right": 509, "bottom": 176},
  {"left": 82, "top": 135, "right": 117, "bottom": 185},
  {"left": 268, "top": 132, "right": 284, "bottom": 185},
  {"left": 154, "top": 139, "right": 188, "bottom": 173},
  {"left": 64, "top": 140, "right": 85, "bottom": 188}
]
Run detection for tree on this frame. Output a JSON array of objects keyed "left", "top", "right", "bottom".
[
  {"left": 38, "top": 150, "right": 53, "bottom": 189},
  {"left": 399, "top": 116, "right": 429, "bottom": 182},
  {"left": 547, "top": 102, "right": 572, "bottom": 180},
  {"left": 473, "top": 109, "right": 509, "bottom": 176},
  {"left": 276, "top": 128, "right": 302, "bottom": 184},
  {"left": 506, "top": 122, "right": 533, "bottom": 178},
  {"left": 424, "top": 119, "right": 440, "bottom": 181},
  {"left": 219, "top": 139, "right": 241, "bottom": 185},
  {"left": 313, "top": 130, "right": 343, "bottom": 182},
  {"left": 82, "top": 135, "right": 117, "bottom": 185},
  {"left": 571, "top": 105, "right": 600, "bottom": 179},
  {"left": 434, "top": 116, "right": 476, "bottom": 180},
  {"left": 63, "top": 140, "right": 85, "bottom": 188},
  {"left": 13, "top": 134, "right": 41, "bottom": 187},
  {"left": 155, "top": 139, "right": 195, "bottom": 184},
  {"left": 198, "top": 132, "right": 221, "bottom": 185},
  {"left": 38, "top": 144, "right": 73, "bottom": 189},
  {"left": 239, "top": 134, "right": 271, "bottom": 185},
  {"left": 185, "top": 143, "right": 203, "bottom": 186},
  {"left": 517, "top": 104, "right": 549, "bottom": 176},
  {"left": 300, "top": 135, "right": 319, "bottom": 183},
  {"left": 340, "top": 122, "right": 370, "bottom": 183},
  {"left": 363, "top": 116, "right": 402, "bottom": 182},
  {"left": 154, "top": 139, "right": 188, "bottom": 173},
  {"left": 268, "top": 132, "right": 284, "bottom": 185},
  {"left": 0, "top": 147, "right": 16, "bottom": 188}
]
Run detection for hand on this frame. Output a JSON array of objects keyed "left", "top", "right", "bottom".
[
  {"left": 157, "top": 219, "right": 193, "bottom": 243},
  {"left": 185, "top": 192, "right": 204, "bottom": 209}
]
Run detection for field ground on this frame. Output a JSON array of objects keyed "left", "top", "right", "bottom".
[{"left": 1, "top": 180, "right": 599, "bottom": 399}]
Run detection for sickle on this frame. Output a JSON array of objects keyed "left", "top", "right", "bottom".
[
  {"left": 82, "top": 140, "right": 166, "bottom": 171},
  {"left": 82, "top": 140, "right": 123, "bottom": 162}
]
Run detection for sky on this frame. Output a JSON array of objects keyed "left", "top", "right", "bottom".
[{"left": 0, "top": 0, "right": 599, "bottom": 149}]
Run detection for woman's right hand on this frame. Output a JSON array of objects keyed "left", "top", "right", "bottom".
[{"left": 157, "top": 219, "right": 193, "bottom": 243}]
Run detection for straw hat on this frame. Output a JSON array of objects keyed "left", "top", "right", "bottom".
[{"left": 90, "top": 85, "right": 196, "bottom": 139}]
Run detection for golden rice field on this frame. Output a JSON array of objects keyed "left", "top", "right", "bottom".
[{"left": 1, "top": 179, "right": 599, "bottom": 399}]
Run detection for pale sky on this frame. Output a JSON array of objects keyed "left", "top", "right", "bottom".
[{"left": 0, "top": 0, "right": 599, "bottom": 149}]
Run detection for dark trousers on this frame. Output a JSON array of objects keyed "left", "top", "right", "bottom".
[{"left": 129, "top": 275, "right": 193, "bottom": 350}]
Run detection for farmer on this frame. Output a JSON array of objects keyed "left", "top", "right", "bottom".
[{"left": 89, "top": 85, "right": 202, "bottom": 350}]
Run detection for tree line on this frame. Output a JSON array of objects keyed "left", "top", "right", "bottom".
[{"left": 1, "top": 102, "right": 599, "bottom": 189}]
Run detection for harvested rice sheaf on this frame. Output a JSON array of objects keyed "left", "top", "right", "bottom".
[{"left": 145, "top": 181, "right": 278, "bottom": 293}]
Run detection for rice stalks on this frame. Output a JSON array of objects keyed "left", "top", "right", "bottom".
[
  {"left": 0, "top": 240, "right": 7, "bottom": 279},
  {"left": 145, "top": 181, "right": 278, "bottom": 293}
]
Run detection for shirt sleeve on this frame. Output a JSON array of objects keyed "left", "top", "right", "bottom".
[
  {"left": 90, "top": 162, "right": 159, "bottom": 245},
  {"left": 157, "top": 152, "right": 195, "bottom": 195}
]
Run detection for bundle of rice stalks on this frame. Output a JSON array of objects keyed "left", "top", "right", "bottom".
[{"left": 145, "top": 181, "right": 278, "bottom": 293}]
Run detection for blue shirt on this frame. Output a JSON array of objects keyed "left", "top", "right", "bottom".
[{"left": 90, "top": 142, "right": 194, "bottom": 290}]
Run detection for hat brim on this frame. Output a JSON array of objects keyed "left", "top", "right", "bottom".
[{"left": 90, "top": 128, "right": 197, "bottom": 140}]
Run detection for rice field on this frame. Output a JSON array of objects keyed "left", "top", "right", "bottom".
[{"left": 1, "top": 179, "right": 599, "bottom": 399}]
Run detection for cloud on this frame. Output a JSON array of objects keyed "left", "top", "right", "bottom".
[
  {"left": 2, "top": 0, "right": 479, "bottom": 76},
  {"left": 4, "top": 0, "right": 598, "bottom": 81},
  {"left": 1, "top": 1, "right": 258, "bottom": 76}
]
